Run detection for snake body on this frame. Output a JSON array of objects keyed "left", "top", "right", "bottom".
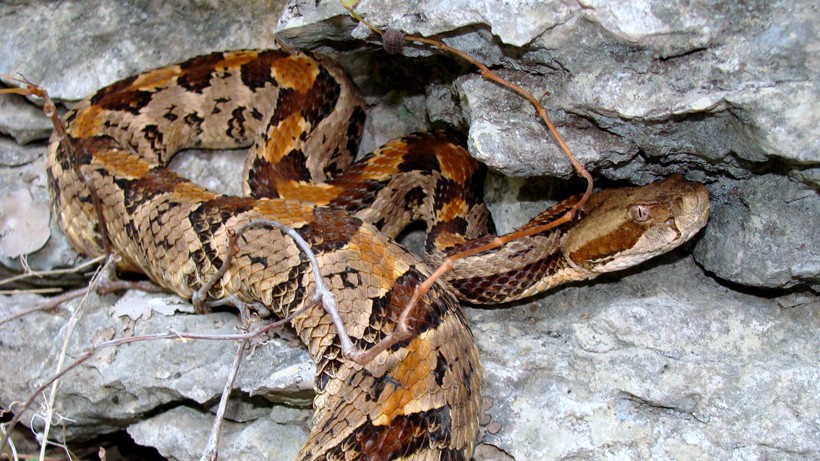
[{"left": 47, "top": 49, "right": 710, "bottom": 460}]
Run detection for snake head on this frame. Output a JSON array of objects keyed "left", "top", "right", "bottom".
[{"left": 562, "top": 174, "right": 710, "bottom": 275}]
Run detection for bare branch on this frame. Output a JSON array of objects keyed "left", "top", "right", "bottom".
[
  {"left": 0, "top": 257, "right": 166, "bottom": 328},
  {"left": 192, "top": 220, "right": 358, "bottom": 357},
  {"left": 339, "top": 2, "right": 594, "bottom": 365},
  {"left": 0, "top": 255, "right": 105, "bottom": 288},
  {"left": 1, "top": 75, "right": 113, "bottom": 258},
  {"left": 198, "top": 340, "right": 247, "bottom": 461},
  {"left": 0, "top": 301, "right": 309, "bottom": 453}
]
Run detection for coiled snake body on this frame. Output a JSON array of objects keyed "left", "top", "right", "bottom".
[{"left": 47, "top": 49, "right": 710, "bottom": 460}]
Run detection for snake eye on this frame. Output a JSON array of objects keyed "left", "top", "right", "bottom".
[{"left": 630, "top": 204, "right": 651, "bottom": 222}]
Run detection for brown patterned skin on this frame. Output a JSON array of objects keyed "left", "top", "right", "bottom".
[{"left": 47, "top": 49, "right": 710, "bottom": 460}]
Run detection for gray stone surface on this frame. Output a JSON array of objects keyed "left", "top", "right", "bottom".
[
  {"left": 0, "top": 142, "right": 84, "bottom": 280},
  {"left": 127, "top": 404, "right": 310, "bottom": 461},
  {"left": 0, "top": 188, "right": 50, "bottom": 258},
  {"left": 279, "top": 0, "right": 818, "bottom": 185},
  {"left": 0, "top": 135, "right": 44, "bottom": 167},
  {"left": 278, "top": 0, "right": 574, "bottom": 50},
  {"left": 0, "top": 0, "right": 287, "bottom": 102},
  {"left": 470, "top": 255, "right": 819, "bottom": 460},
  {"left": 1, "top": 257, "right": 817, "bottom": 460},
  {"left": 0, "top": 291, "right": 313, "bottom": 441},
  {"left": 455, "top": 73, "right": 636, "bottom": 178},
  {"left": 0, "top": 93, "right": 54, "bottom": 145},
  {"left": 0, "top": 0, "right": 818, "bottom": 459},
  {"left": 694, "top": 175, "right": 820, "bottom": 291}
]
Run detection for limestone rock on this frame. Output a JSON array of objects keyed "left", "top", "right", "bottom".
[
  {"left": 454, "top": 73, "right": 635, "bottom": 178},
  {"left": 0, "top": 94, "right": 53, "bottom": 145},
  {"left": 0, "top": 291, "right": 314, "bottom": 441},
  {"left": 0, "top": 0, "right": 287, "bottom": 102},
  {"left": 278, "top": 0, "right": 818, "bottom": 185},
  {"left": 694, "top": 175, "right": 820, "bottom": 291},
  {"left": 0, "top": 136, "right": 44, "bottom": 167},
  {"left": 0, "top": 142, "right": 84, "bottom": 280},
  {"left": 128, "top": 406, "right": 310, "bottom": 461},
  {"left": 470, "top": 255, "right": 819, "bottom": 460},
  {"left": 0, "top": 188, "right": 50, "bottom": 258},
  {"left": 1, "top": 257, "right": 816, "bottom": 460}
]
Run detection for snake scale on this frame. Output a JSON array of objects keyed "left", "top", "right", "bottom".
[{"left": 46, "top": 49, "right": 710, "bottom": 460}]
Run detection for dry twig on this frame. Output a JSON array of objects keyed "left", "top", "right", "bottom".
[
  {"left": 339, "top": 1, "right": 594, "bottom": 364},
  {"left": 0, "top": 255, "right": 105, "bottom": 288},
  {"left": 192, "top": 220, "right": 357, "bottom": 358},
  {"left": 198, "top": 340, "right": 247, "bottom": 461},
  {"left": 32, "top": 256, "right": 115, "bottom": 461},
  {"left": 0, "top": 303, "right": 311, "bottom": 453},
  {"left": 189, "top": 218, "right": 353, "bottom": 459},
  {"left": 0, "top": 74, "right": 113, "bottom": 257},
  {"left": 0, "top": 218, "right": 344, "bottom": 456},
  {"left": 0, "top": 257, "right": 167, "bottom": 328}
]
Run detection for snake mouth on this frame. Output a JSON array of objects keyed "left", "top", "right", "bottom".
[{"left": 562, "top": 175, "right": 711, "bottom": 275}]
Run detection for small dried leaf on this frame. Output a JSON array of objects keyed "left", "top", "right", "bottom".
[{"left": 112, "top": 290, "right": 195, "bottom": 321}]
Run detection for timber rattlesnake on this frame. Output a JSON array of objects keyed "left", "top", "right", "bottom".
[{"left": 47, "top": 49, "right": 710, "bottom": 460}]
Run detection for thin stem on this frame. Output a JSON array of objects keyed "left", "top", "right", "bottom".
[
  {"left": 36, "top": 257, "right": 112, "bottom": 461},
  {"left": 339, "top": 3, "right": 595, "bottom": 365},
  {"left": 0, "top": 303, "right": 308, "bottom": 453},
  {"left": 198, "top": 340, "right": 247, "bottom": 461},
  {"left": 0, "top": 255, "right": 105, "bottom": 287}
]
